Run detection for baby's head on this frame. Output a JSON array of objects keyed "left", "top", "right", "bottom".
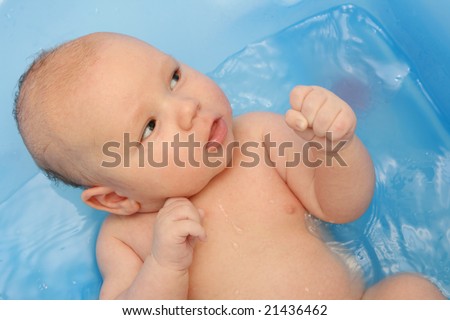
[
  {"left": 14, "top": 32, "right": 233, "bottom": 214},
  {"left": 14, "top": 34, "right": 100, "bottom": 188}
]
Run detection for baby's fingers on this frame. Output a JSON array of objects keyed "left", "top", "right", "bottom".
[
  {"left": 328, "top": 107, "right": 356, "bottom": 141},
  {"left": 160, "top": 197, "right": 203, "bottom": 224},
  {"left": 286, "top": 109, "right": 308, "bottom": 131},
  {"left": 289, "top": 85, "right": 314, "bottom": 111},
  {"left": 290, "top": 86, "right": 328, "bottom": 126},
  {"left": 174, "top": 220, "right": 207, "bottom": 243}
]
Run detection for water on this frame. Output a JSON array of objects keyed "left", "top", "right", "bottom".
[
  {"left": 1, "top": 3, "right": 449, "bottom": 299},
  {"left": 211, "top": 5, "right": 450, "bottom": 296},
  {"left": 0, "top": 174, "right": 105, "bottom": 299}
]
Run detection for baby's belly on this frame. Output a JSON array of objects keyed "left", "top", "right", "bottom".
[{"left": 187, "top": 206, "right": 363, "bottom": 299}]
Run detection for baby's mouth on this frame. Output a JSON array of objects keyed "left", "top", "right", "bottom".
[{"left": 206, "top": 118, "right": 228, "bottom": 151}]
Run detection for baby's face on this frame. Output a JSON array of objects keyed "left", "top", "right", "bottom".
[{"left": 76, "top": 34, "right": 233, "bottom": 211}]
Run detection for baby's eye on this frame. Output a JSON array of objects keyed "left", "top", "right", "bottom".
[
  {"left": 170, "top": 69, "right": 180, "bottom": 90},
  {"left": 142, "top": 119, "right": 156, "bottom": 140}
]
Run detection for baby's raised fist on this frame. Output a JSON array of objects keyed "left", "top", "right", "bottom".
[{"left": 285, "top": 86, "right": 356, "bottom": 142}]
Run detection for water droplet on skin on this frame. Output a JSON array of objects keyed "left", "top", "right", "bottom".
[
  {"left": 218, "top": 203, "right": 229, "bottom": 220},
  {"left": 218, "top": 201, "right": 244, "bottom": 234},
  {"left": 231, "top": 222, "right": 244, "bottom": 234}
]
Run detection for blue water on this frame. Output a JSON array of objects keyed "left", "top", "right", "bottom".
[{"left": 1, "top": 2, "right": 449, "bottom": 299}]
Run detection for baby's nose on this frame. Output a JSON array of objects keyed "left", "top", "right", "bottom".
[{"left": 176, "top": 97, "right": 200, "bottom": 131}]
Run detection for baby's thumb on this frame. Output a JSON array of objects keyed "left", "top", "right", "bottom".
[{"left": 286, "top": 109, "right": 308, "bottom": 131}]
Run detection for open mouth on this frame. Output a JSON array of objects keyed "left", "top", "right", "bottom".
[{"left": 206, "top": 117, "right": 228, "bottom": 150}]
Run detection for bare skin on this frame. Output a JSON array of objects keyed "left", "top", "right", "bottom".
[
  {"left": 97, "top": 112, "right": 368, "bottom": 299},
  {"left": 363, "top": 274, "right": 445, "bottom": 300},
  {"left": 26, "top": 33, "right": 443, "bottom": 299}
]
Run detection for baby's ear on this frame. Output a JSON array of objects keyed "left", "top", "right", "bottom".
[{"left": 81, "top": 186, "right": 140, "bottom": 215}]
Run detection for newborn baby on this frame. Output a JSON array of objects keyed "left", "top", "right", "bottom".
[{"left": 14, "top": 32, "right": 444, "bottom": 299}]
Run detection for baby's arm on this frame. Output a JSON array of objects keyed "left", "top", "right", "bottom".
[
  {"left": 284, "top": 85, "right": 375, "bottom": 223},
  {"left": 97, "top": 198, "right": 206, "bottom": 299},
  {"left": 252, "top": 86, "right": 374, "bottom": 223}
]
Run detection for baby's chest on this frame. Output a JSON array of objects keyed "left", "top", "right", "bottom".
[{"left": 186, "top": 167, "right": 312, "bottom": 294}]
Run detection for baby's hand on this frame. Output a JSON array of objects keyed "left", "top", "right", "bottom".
[
  {"left": 285, "top": 86, "right": 356, "bottom": 143},
  {"left": 151, "top": 198, "right": 206, "bottom": 272}
]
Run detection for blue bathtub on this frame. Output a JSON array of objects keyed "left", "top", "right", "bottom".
[{"left": 1, "top": 0, "right": 449, "bottom": 299}]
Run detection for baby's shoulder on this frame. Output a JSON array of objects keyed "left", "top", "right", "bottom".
[{"left": 232, "top": 111, "right": 285, "bottom": 139}]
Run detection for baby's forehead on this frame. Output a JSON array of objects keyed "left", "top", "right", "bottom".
[
  {"left": 54, "top": 34, "right": 168, "bottom": 135},
  {"left": 50, "top": 33, "right": 148, "bottom": 72},
  {"left": 87, "top": 32, "right": 161, "bottom": 56}
]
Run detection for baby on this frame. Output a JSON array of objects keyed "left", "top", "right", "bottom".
[{"left": 14, "top": 32, "right": 445, "bottom": 299}]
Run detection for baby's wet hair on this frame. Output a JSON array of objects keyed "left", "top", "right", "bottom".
[{"left": 13, "top": 37, "right": 99, "bottom": 189}]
